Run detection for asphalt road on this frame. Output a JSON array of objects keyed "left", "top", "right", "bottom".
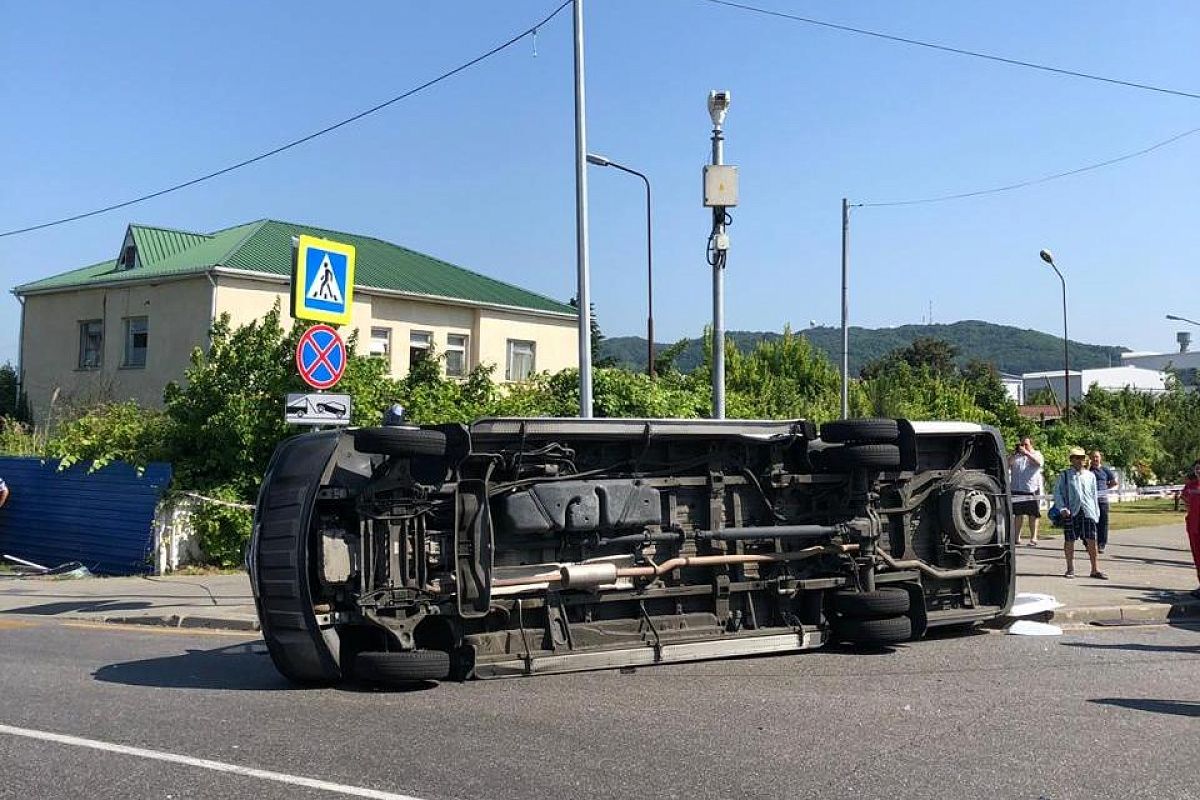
[{"left": 0, "top": 618, "right": 1197, "bottom": 800}]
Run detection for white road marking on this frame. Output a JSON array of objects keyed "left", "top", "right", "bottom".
[{"left": 0, "top": 723, "right": 428, "bottom": 800}]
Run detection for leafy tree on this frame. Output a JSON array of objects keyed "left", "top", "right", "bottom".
[
  {"left": 0, "top": 363, "right": 31, "bottom": 423},
  {"left": 1154, "top": 386, "right": 1200, "bottom": 481},
  {"left": 861, "top": 337, "right": 959, "bottom": 379},
  {"left": 724, "top": 327, "right": 841, "bottom": 422},
  {"left": 653, "top": 338, "right": 691, "bottom": 377},
  {"left": 568, "top": 297, "right": 613, "bottom": 367},
  {"left": 162, "top": 308, "right": 300, "bottom": 497}
]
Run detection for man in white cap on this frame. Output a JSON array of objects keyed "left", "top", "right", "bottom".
[{"left": 1053, "top": 446, "right": 1105, "bottom": 579}]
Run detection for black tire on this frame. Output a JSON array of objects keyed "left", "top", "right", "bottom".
[
  {"left": 252, "top": 433, "right": 344, "bottom": 686},
  {"left": 939, "top": 473, "right": 1003, "bottom": 546},
  {"left": 353, "top": 427, "right": 446, "bottom": 457},
  {"left": 833, "top": 588, "right": 911, "bottom": 619},
  {"left": 355, "top": 650, "right": 451, "bottom": 683},
  {"left": 834, "top": 615, "right": 912, "bottom": 645},
  {"left": 820, "top": 418, "right": 899, "bottom": 444},
  {"left": 820, "top": 443, "right": 901, "bottom": 471}
]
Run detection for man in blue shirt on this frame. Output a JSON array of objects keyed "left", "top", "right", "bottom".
[
  {"left": 1054, "top": 447, "right": 1106, "bottom": 579},
  {"left": 1090, "top": 450, "right": 1117, "bottom": 553}
]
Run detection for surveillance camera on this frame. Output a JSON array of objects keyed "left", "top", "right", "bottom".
[{"left": 707, "top": 90, "right": 731, "bottom": 127}]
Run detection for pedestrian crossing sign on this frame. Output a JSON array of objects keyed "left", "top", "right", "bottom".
[{"left": 291, "top": 234, "right": 356, "bottom": 325}]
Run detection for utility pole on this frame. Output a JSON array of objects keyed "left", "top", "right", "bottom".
[
  {"left": 840, "top": 198, "right": 850, "bottom": 419},
  {"left": 573, "top": 0, "right": 593, "bottom": 417},
  {"left": 704, "top": 91, "right": 736, "bottom": 419}
]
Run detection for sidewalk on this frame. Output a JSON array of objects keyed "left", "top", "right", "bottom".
[
  {"left": 0, "top": 572, "right": 259, "bottom": 631},
  {"left": 0, "top": 524, "right": 1197, "bottom": 632},
  {"left": 1015, "top": 523, "right": 1200, "bottom": 625}
]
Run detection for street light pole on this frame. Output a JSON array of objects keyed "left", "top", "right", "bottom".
[
  {"left": 572, "top": 0, "right": 594, "bottom": 418},
  {"left": 586, "top": 153, "right": 655, "bottom": 378},
  {"left": 1040, "top": 249, "right": 1070, "bottom": 422},
  {"left": 840, "top": 198, "right": 850, "bottom": 419}
]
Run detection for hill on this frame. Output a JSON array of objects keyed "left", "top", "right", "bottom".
[{"left": 600, "top": 320, "right": 1127, "bottom": 376}]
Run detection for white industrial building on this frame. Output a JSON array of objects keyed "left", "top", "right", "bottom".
[{"left": 1021, "top": 366, "right": 1168, "bottom": 405}]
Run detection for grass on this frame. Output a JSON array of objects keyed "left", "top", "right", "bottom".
[
  {"left": 1028, "top": 498, "right": 1186, "bottom": 539},
  {"left": 1107, "top": 498, "right": 1187, "bottom": 531}
]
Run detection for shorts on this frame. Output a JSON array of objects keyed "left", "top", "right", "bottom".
[
  {"left": 1012, "top": 495, "right": 1041, "bottom": 518},
  {"left": 1063, "top": 514, "right": 1098, "bottom": 542}
]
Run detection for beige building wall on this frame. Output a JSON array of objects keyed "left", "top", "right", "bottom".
[
  {"left": 212, "top": 274, "right": 578, "bottom": 380},
  {"left": 20, "top": 272, "right": 579, "bottom": 424},
  {"left": 477, "top": 310, "right": 579, "bottom": 379},
  {"left": 20, "top": 277, "right": 214, "bottom": 422}
]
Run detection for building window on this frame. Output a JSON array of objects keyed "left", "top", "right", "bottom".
[
  {"left": 123, "top": 316, "right": 148, "bottom": 368},
  {"left": 118, "top": 244, "right": 137, "bottom": 270},
  {"left": 370, "top": 327, "right": 391, "bottom": 358},
  {"left": 506, "top": 339, "right": 536, "bottom": 381},
  {"left": 409, "top": 331, "right": 432, "bottom": 367},
  {"left": 445, "top": 334, "right": 469, "bottom": 378},
  {"left": 78, "top": 320, "right": 103, "bottom": 369}
]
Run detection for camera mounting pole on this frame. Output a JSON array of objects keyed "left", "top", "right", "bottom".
[{"left": 703, "top": 90, "right": 737, "bottom": 419}]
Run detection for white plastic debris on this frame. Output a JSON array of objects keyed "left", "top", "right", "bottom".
[
  {"left": 1006, "top": 619, "right": 1062, "bottom": 636},
  {"left": 1009, "top": 592, "right": 1063, "bottom": 617}
]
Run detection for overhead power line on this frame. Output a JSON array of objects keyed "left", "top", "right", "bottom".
[
  {"left": 702, "top": 0, "right": 1200, "bottom": 101},
  {"left": 0, "top": 1, "right": 572, "bottom": 239},
  {"left": 859, "top": 124, "right": 1200, "bottom": 207}
]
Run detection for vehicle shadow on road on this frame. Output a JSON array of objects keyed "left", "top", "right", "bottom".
[
  {"left": 2, "top": 599, "right": 153, "bottom": 615},
  {"left": 93, "top": 641, "right": 294, "bottom": 691},
  {"left": 92, "top": 640, "right": 441, "bottom": 694},
  {"left": 1089, "top": 698, "right": 1200, "bottom": 717}
]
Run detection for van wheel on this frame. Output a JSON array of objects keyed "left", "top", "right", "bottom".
[
  {"left": 833, "top": 588, "right": 911, "bottom": 619},
  {"left": 834, "top": 615, "right": 912, "bottom": 645},
  {"left": 352, "top": 427, "right": 446, "bottom": 457},
  {"left": 819, "top": 418, "right": 899, "bottom": 444},
  {"left": 820, "top": 443, "right": 901, "bottom": 471},
  {"left": 354, "top": 650, "right": 451, "bottom": 684}
]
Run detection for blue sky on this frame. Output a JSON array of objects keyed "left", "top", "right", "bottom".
[{"left": 3, "top": 1, "right": 1199, "bottom": 365}]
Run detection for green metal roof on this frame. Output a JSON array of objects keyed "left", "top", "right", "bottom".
[{"left": 14, "top": 219, "right": 577, "bottom": 316}]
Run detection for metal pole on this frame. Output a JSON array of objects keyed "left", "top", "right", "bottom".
[
  {"left": 1056, "top": 267, "right": 1070, "bottom": 422},
  {"left": 644, "top": 173, "right": 654, "bottom": 379},
  {"left": 712, "top": 128, "right": 726, "bottom": 419},
  {"left": 840, "top": 198, "right": 849, "bottom": 419},
  {"left": 572, "top": 0, "right": 593, "bottom": 418}
]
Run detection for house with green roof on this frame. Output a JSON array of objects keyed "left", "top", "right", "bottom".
[{"left": 12, "top": 219, "right": 578, "bottom": 421}]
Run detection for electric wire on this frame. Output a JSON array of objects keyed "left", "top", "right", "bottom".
[
  {"left": 858, "top": 123, "right": 1200, "bottom": 207},
  {"left": 0, "top": 1, "right": 572, "bottom": 239},
  {"left": 701, "top": 0, "right": 1200, "bottom": 101}
]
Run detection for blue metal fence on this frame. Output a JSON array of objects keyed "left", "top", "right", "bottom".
[{"left": 0, "top": 457, "right": 173, "bottom": 575}]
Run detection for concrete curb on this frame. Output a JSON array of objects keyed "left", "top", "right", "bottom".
[
  {"left": 1048, "top": 597, "right": 1200, "bottom": 626},
  {"left": 93, "top": 613, "right": 261, "bottom": 632},
  {"left": 62, "top": 600, "right": 1199, "bottom": 635}
]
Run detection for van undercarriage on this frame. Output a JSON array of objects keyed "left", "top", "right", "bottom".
[{"left": 249, "top": 417, "right": 1014, "bottom": 685}]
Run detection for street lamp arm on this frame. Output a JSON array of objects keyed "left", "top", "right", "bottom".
[
  {"left": 583, "top": 154, "right": 655, "bottom": 378},
  {"left": 1166, "top": 313, "right": 1200, "bottom": 327}
]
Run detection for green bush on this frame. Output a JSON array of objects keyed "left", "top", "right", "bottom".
[
  {"left": 0, "top": 416, "right": 43, "bottom": 456},
  {"left": 46, "top": 401, "right": 168, "bottom": 470},
  {"left": 188, "top": 487, "right": 253, "bottom": 568}
]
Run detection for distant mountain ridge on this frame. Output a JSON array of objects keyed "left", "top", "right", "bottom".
[{"left": 600, "top": 320, "right": 1128, "bottom": 376}]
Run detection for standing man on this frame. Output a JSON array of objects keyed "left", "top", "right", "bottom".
[
  {"left": 1008, "top": 436, "right": 1045, "bottom": 546},
  {"left": 1090, "top": 450, "right": 1117, "bottom": 553},
  {"left": 1054, "top": 446, "right": 1106, "bottom": 579},
  {"left": 0, "top": 475, "right": 8, "bottom": 509}
]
